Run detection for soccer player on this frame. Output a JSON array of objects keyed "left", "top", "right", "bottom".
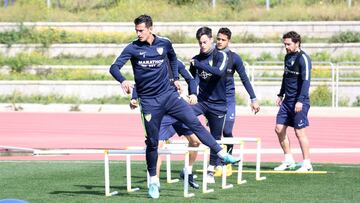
[
  {"left": 187, "top": 26, "right": 229, "bottom": 183},
  {"left": 109, "top": 14, "right": 240, "bottom": 199},
  {"left": 274, "top": 31, "right": 313, "bottom": 172},
  {"left": 215, "top": 27, "right": 260, "bottom": 176},
  {"left": 130, "top": 59, "right": 200, "bottom": 189}
]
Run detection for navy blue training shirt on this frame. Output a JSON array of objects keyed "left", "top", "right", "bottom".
[
  {"left": 109, "top": 35, "right": 179, "bottom": 98},
  {"left": 278, "top": 50, "right": 312, "bottom": 103},
  {"left": 131, "top": 59, "right": 197, "bottom": 99},
  {"left": 190, "top": 47, "right": 228, "bottom": 105}
]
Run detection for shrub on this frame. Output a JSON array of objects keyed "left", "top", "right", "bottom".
[
  {"left": 259, "top": 99, "right": 274, "bottom": 106},
  {"left": 310, "top": 84, "right": 332, "bottom": 106},
  {"left": 168, "top": 0, "right": 195, "bottom": 6},
  {"left": 311, "top": 51, "right": 331, "bottom": 61},
  {"left": 329, "top": 31, "right": 360, "bottom": 43},
  {"left": 338, "top": 96, "right": 350, "bottom": 107},
  {"left": 235, "top": 94, "right": 246, "bottom": 105},
  {"left": 256, "top": 52, "right": 273, "bottom": 61},
  {"left": 161, "top": 31, "right": 194, "bottom": 43},
  {"left": 352, "top": 96, "right": 360, "bottom": 107}
]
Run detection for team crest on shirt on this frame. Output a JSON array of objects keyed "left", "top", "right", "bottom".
[
  {"left": 156, "top": 47, "right": 164, "bottom": 55},
  {"left": 144, "top": 113, "right": 152, "bottom": 122},
  {"left": 291, "top": 60, "right": 295, "bottom": 66},
  {"left": 209, "top": 60, "right": 213, "bottom": 66}
]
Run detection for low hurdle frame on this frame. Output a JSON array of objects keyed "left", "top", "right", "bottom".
[
  {"left": 168, "top": 137, "right": 266, "bottom": 188},
  {"left": 33, "top": 146, "right": 211, "bottom": 198}
]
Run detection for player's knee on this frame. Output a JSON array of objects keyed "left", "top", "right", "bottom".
[
  {"left": 188, "top": 136, "right": 201, "bottom": 147},
  {"left": 189, "top": 140, "right": 200, "bottom": 147},
  {"left": 145, "top": 137, "right": 159, "bottom": 148},
  {"left": 275, "top": 126, "right": 284, "bottom": 135},
  {"left": 223, "top": 129, "right": 233, "bottom": 138}
]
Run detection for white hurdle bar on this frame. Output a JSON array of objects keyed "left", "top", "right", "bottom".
[
  {"left": 221, "top": 137, "right": 266, "bottom": 181},
  {"left": 168, "top": 137, "right": 266, "bottom": 188},
  {"left": 33, "top": 147, "right": 209, "bottom": 198},
  {"left": 105, "top": 146, "right": 211, "bottom": 198},
  {"left": 167, "top": 139, "right": 243, "bottom": 189}
]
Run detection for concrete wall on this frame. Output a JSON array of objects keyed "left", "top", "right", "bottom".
[{"left": 1, "top": 21, "right": 359, "bottom": 38}]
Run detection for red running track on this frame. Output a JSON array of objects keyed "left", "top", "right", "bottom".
[{"left": 0, "top": 112, "right": 359, "bottom": 164}]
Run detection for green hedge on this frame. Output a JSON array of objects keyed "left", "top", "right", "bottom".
[
  {"left": 310, "top": 84, "right": 332, "bottom": 106},
  {"left": 0, "top": 92, "right": 131, "bottom": 105},
  {"left": 0, "top": 0, "right": 359, "bottom": 21},
  {"left": 2, "top": 26, "right": 360, "bottom": 46}
]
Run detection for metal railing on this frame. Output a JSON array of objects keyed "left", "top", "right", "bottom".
[
  {"left": 1, "top": 61, "right": 359, "bottom": 108},
  {"left": 336, "top": 62, "right": 360, "bottom": 108},
  {"left": 247, "top": 61, "right": 336, "bottom": 108}
]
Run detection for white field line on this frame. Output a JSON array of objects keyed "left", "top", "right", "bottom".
[{"left": 234, "top": 148, "right": 360, "bottom": 154}]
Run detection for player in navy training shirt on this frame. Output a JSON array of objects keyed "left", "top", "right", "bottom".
[
  {"left": 215, "top": 27, "right": 260, "bottom": 176},
  {"left": 274, "top": 31, "right": 313, "bottom": 172},
  {"left": 109, "top": 15, "right": 239, "bottom": 198},
  {"left": 188, "top": 26, "right": 229, "bottom": 183},
  {"left": 130, "top": 59, "right": 200, "bottom": 189}
]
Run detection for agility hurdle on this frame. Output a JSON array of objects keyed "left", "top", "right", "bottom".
[
  {"left": 169, "top": 137, "right": 266, "bottom": 188},
  {"left": 105, "top": 146, "right": 211, "bottom": 198},
  {"left": 33, "top": 147, "right": 210, "bottom": 198},
  {"left": 221, "top": 137, "right": 266, "bottom": 182}
]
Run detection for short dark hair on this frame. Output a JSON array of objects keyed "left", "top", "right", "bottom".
[
  {"left": 196, "top": 26, "right": 212, "bottom": 40},
  {"left": 283, "top": 31, "right": 301, "bottom": 46},
  {"left": 134, "top": 14, "right": 153, "bottom": 28},
  {"left": 217, "top": 27, "right": 232, "bottom": 40}
]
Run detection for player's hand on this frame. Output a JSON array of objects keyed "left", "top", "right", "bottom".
[
  {"left": 173, "top": 80, "right": 183, "bottom": 94},
  {"left": 251, "top": 101, "right": 260, "bottom": 114},
  {"left": 276, "top": 96, "right": 283, "bottom": 106},
  {"left": 188, "top": 94, "right": 198, "bottom": 105},
  {"left": 121, "top": 80, "right": 133, "bottom": 94},
  {"left": 294, "top": 102, "right": 303, "bottom": 113},
  {"left": 129, "top": 99, "right": 139, "bottom": 110}
]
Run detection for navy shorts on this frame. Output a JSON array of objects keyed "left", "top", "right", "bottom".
[
  {"left": 276, "top": 101, "right": 310, "bottom": 129},
  {"left": 159, "top": 115, "right": 193, "bottom": 140}
]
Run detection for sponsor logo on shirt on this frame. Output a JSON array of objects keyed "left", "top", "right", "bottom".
[
  {"left": 138, "top": 59, "right": 164, "bottom": 68},
  {"left": 199, "top": 70, "right": 212, "bottom": 79},
  {"left": 139, "top": 51, "right": 146, "bottom": 58},
  {"left": 284, "top": 66, "right": 299, "bottom": 75}
]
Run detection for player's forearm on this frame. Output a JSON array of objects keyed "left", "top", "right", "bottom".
[
  {"left": 193, "top": 59, "right": 226, "bottom": 76},
  {"left": 109, "top": 64, "right": 126, "bottom": 83},
  {"left": 297, "top": 80, "right": 310, "bottom": 103}
]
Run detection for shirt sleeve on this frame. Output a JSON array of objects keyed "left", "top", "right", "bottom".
[
  {"left": 131, "top": 85, "right": 138, "bottom": 100},
  {"left": 109, "top": 45, "right": 132, "bottom": 83},
  {"left": 277, "top": 73, "right": 286, "bottom": 97},
  {"left": 178, "top": 60, "right": 197, "bottom": 95},
  {"left": 193, "top": 50, "right": 228, "bottom": 76},
  {"left": 189, "top": 59, "right": 199, "bottom": 95},
  {"left": 297, "top": 53, "right": 312, "bottom": 103},
  {"left": 278, "top": 57, "right": 287, "bottom": 97},
  {"left": 234, "top": 54, "right": 256, "bottom": 100},
  {"left": 166, "top": 41, "right": 179, "bottom": 80}
]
